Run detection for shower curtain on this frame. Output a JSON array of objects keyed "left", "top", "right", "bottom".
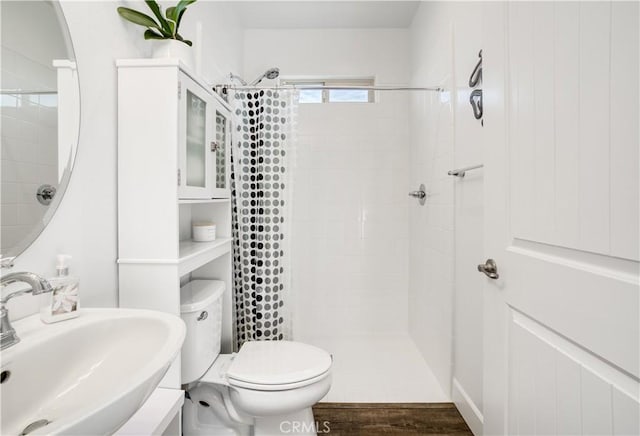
[{"left": 230, "top": 89, "right": 297, "bottom": 350}]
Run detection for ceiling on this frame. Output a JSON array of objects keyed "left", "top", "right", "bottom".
[{"left": 229, "top": 1, "right": 420, "bottom": 29}]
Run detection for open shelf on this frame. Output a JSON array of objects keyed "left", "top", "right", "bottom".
[{"left": 179, "top": 237, "right": 232, "bottom": 275}]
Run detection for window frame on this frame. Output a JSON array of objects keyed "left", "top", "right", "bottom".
[{"left": 280, "top": 77, "right": 375, "bottom": 104}]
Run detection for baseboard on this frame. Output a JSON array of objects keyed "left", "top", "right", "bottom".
[{"left": 452, "top": 378, "right": 483, "bottom": 436}]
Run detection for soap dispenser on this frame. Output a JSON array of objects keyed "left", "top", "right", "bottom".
[{"left": 41, "top": 254, "right": 80, "bottom": 323}]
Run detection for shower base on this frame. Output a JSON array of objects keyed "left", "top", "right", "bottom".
[{"left": 301, "top": 334, "right": 448, "bottom": 403}]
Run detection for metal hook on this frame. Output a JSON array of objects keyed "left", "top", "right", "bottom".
[
  {"left": 470, "top": 89, "right": 483, "bottom": 120},
  {"left": 469, "top": 50, "right": 483, "bottom": 88}
]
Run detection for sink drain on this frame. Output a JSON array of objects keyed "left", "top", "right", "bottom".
[
  {"left": 0, "top": 370, "right": 9, "bottom": 384},
  {"left": 20, "top": 419, "right": 51, "bottom": 435}
]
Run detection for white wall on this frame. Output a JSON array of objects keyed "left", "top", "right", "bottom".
[
  {"left": 408, "top": 5, "right": 486, "bottom": 424},
  {"left": 450, "top": 4, "right": 484, "bottom": 434},
  {"left": 408, "top": 1, "right": 456, "bottom": 398},
  {"left": 5, "top": 1, "right": 243, "bottom": 321},
  {"left": 243, "top": 29, "right": 411, "bottom": 340}
]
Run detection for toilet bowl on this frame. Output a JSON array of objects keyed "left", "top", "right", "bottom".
[{"left": 180, "top": 280, "right": 332, "bottom": 436}]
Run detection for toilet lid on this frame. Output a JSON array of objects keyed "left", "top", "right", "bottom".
[{"left": 227, "top": 341, "right": 332, "bottom": 385}]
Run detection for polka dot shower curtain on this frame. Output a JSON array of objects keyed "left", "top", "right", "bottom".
[{"left": 231, "top": 89, "right": 298, "bottom": 350}]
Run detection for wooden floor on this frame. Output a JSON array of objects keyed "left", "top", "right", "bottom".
[{"left": 312, "top": 403, "right": 473, "bottom": 436}]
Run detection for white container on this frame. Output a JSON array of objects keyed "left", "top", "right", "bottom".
[
  {"left": 180, "top": 280, "right": 225, "bottom": 384},
  {"left": 192, "top": 222, "right": 216, "bottom": 242},
  {"left": 151, "top": 39, "right": 195, "bottom": 69}
]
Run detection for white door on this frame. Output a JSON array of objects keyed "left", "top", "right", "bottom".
[
  {"left": 482, "top": 2, "right": 639, "bottom": 435},
  {"left": 178, "top": 72, "right": 215, "bottom": 200}
]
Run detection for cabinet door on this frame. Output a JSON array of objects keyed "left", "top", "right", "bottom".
[
  {"left": 211, "top": 95, "right": 232, "bottom": 198},
  {"left": 178, "top": 73, "right": 215, "bottom": 199}
]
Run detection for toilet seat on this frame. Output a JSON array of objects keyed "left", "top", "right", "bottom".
[
  {"left": 227, "top": 341, "right": 332, "bottom": 387},
  {"left": 228, "top": 368, "right": 331, "bottom": 391},
  {"left": 198, "top": 341, "right": 332, "bottom": 392}
]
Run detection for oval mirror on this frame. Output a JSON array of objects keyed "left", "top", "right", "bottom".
[{"left": 1, "top": 0, "right": 80, "bottom": 262}]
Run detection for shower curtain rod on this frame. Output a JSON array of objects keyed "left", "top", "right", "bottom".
[
  {"left": 218, "top": 84, "right": 444, "bottom": 92},
  {"left": 1, "top": 89, "right": 57, "bottom": 95}
]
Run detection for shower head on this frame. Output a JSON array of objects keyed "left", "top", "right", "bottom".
[
  {"left": 249, "top": 67, "right": 280, "bottom": 86},
  {"left": 264, "top": 68, "right": 280, "bottom": 80}
]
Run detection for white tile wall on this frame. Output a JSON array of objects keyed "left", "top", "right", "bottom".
[
  {"left": 1, "top": 45, "right": 59, "bottom": 254},
  {"left": 408, "top": 2, "right": 457, "bottom": 398},
  {"left": 244, "top": 29, "right": 413, "bottom": 341},
  {"left": 291, "top": 93, "right": 410, "bottom": 338},
  {"left": 408, "top": 8, "right": 490, "bottom": 421},
  {"left": 243, "top": 29, "right": 457, "bottom": 402}
]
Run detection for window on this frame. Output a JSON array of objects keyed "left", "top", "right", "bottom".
[{"left": 282, "top": 78, "right": 375, "bottom": 104}]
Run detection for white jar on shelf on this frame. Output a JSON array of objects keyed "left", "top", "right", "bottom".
[{"left": 192, "top": 222, "right": 216, "bottom": 242}]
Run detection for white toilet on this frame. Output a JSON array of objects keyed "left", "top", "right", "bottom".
[{"left": 179, "top": 280, "right": 332, "bottom": 436}]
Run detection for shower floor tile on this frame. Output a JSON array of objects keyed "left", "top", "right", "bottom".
[{"left": 303, "top": 334, "right": 448, "bottom": 403}]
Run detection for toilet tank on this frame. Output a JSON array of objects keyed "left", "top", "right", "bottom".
[{"left": 180, "top": 280, "right": 225, "bottom": 384}]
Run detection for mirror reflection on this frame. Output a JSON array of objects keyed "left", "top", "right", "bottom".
[{"left": 1, "top": 0, "right": 80, "bottom": 258}]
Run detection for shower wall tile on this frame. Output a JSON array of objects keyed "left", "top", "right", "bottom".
[
  {"left": 408, "top": 2, "right": 458, "bottom": 399},
  {"left": 0, "top": 46, "right": 59, "bottom": 253},
  {"left": 244, "top": 28, "right": 412, "bottom": 341}
]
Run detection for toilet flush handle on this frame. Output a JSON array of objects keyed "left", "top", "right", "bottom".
[{"left": 197, "top": 311, "right": 208, "bottom": 321}]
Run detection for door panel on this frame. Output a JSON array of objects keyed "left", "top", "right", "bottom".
[
  {"left": 508, "top": 310, "right": 639, "bottom": 436},
  {"left": 506, "top": 2, "right": 639, "bottom": 261},
  {"left": 483, "top": 2, "right": 640, "bottom": 435},
  {"left": 553, "top": 2, "right": 581, "bottom": 251},
  {"left": 610, "top": 3, "right": 640, "bottom": 260},
  {"left": 507, "top": 240, "right": 639, "bottom": 377},
  {"left": 556, "top": 351, "right": 582, "bottom": 436},
  {"left": 577, "top": 2, "right": 611, "bottom": 256}
]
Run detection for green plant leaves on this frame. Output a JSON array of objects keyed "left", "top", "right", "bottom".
[
  {"left": 144, "top": 29, "right": 166, "bottom": 40},
  {"left": 166, "top": 6, "right": 178, "bottom": 22},
  {"left": 117, "top": 0, "right": 197, "bottom": 43},
  {"left": 144, "top": 1, "right": 172, "bottom": 35},
  {"left": 174, "top": 0, "right": 196, "bottom": 28},
  {"left": 175, "top": 33, "right": 193, "bottom": 46},
  {"left": 117, "top": 7, "right": 162, "bottom": 30}
]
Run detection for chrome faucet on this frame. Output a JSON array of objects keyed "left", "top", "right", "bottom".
[{"left": 1, "top": 272, "right": 53, "bottom": 349}]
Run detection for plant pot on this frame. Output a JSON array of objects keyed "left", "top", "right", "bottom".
[{"left": 151, "top": 39, "right": 194, "bottom": 69}]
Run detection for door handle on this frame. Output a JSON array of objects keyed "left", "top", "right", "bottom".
[
  {"left": 408, "top": 184, "right": 427, "bottom": 205},
  {"left": 478, "top": 258, "right": 499, "bottom": 279}
]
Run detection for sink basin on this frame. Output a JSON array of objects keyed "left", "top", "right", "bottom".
[{"left": 0, "top": 308, "right": 185, "bottom": 435}]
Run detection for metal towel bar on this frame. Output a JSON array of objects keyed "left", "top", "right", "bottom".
[{"left": 448, "top": 164, "right": 484, "bottom": 178}]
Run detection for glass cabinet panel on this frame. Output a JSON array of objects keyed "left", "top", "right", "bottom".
[
  {"left": 215, "top": 110, "right": 227, "bottom": 189},
  {"left": 186, "top": 90, "right": 206, "bottom": 187}
]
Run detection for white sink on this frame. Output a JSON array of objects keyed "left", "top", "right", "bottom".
[{"left": 0, "top": 308, "right": 185, "bottom": 435}]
